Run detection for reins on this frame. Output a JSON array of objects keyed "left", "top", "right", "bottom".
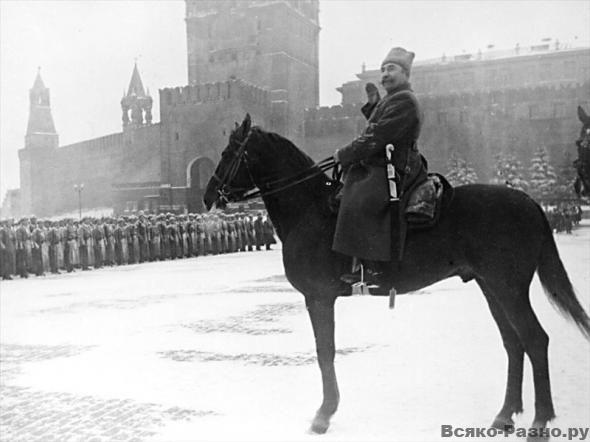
[
  {"left": 214, "top": 129, "right": 339, "bottom": 203},
  {"left": 238, "top": 156, "right": 337, "bottom": 201}
]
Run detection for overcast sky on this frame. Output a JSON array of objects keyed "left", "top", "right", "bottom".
[{"left": 1, "top": 0, "right": 589, "bottom": 197}]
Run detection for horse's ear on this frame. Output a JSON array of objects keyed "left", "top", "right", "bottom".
[
  {"left": 242, "top": 113, "right": 252, "bottom": 134},
  {"left": 578, "top": 106, "right": 590, "bottom": 124}
]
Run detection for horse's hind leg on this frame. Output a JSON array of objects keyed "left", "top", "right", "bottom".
[
  {"left": 478, "top": 279, "right": 524, "bottom": 430},
  {"left": 480, "top": 280, "right": 555, "bottom": 429}
]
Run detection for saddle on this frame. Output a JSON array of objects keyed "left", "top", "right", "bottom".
[
  {"left": 391, "top": 173, "right": 454, "bottom": 262},
  {"left": 404, "top": 173, "right": 453, "bottom": 230}
]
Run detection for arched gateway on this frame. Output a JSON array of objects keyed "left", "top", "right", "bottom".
[{"left": 186, "top": 157, "right": 215, "bottom": 213}]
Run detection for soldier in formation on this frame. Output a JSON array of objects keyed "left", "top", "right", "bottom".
[
  {"left": 546, "top": 203, "right": 583, "bottom": 234},
  {"left": 0, "top": 210, "right": 277, "bottom": 279}
]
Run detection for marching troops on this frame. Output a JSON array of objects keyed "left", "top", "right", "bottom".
[{"left": 0, "top": 210, "right": 277, "bottom": 279}]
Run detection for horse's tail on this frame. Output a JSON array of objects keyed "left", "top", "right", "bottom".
[{"left": 536, "top": 212, "right": 590, "bottom": 340}]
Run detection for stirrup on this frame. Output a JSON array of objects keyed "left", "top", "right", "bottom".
[
  {"left": 351, "top": 282, "right": 372, "bottom": 296},
  {"left": 351, "top": 264, "right": 369, "bottom": 295}
]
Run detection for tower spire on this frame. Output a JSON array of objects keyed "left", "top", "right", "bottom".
[
  {"left": 121, "top": 62, "right": 152, "bottom": 128},
  {"left": 26, "top": 68, "right": 57, "bottom": 138},
  {"left": 32, "top": 66, "right": 46, "bottom": 91},
  {"left": 127, "top": 62, "right": 146, "bottom": 98}
]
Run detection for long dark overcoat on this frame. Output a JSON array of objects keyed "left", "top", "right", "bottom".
[{"left": 333, "top": 83, "right": 425, "bottom": 262}]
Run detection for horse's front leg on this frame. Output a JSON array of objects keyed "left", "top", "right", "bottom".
[{"left": 306, "top": 296, "right": 339, "bottom": 434}]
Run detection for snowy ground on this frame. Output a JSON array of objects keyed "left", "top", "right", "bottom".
[{"left": 1, "top": 224, "right": 589, "bottom": 442}]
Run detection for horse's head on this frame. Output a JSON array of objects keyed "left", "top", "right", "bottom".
[
  {"left": 203, "top": 114, "right": 257, "bottom": 211},
  {"left": 574, "top": 106, "right": 590, "bottom": 198},
  {"left": 204, "top": 113, "right": 320, "bottom": 211}
]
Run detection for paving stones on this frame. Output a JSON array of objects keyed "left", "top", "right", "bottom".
[
  {"left": 182, "top": 302, "right": 304, "bottom": 335},
  {"left": 158, "top": 346, "right": 372, "bottom": 366},
  {"left": 0, "top": 344, "right": 215, "bottom": 441},
  {"left": 0, "top": 385, "right": 214, "bottom": 441}
]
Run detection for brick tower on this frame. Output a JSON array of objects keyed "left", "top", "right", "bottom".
[
  {"left": 185, "top": 0, "right": 319, "bottom": 139},
  {"left": 18, "top": 68, "right": 58, "bottom": 216}
]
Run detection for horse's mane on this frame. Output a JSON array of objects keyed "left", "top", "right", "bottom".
[
  {"left": 249, "top": 126, "right": 333, "bottom": 210},
  {"left": 251, "top": 126, "right": 316, "bottom": 170}
]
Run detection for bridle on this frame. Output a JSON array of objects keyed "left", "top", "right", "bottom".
[
  {"left": 211, "top": 129, "right": 338, "bottom": 205},
  {"left": 577, "top": 126, "right": 590, "bottom": 151}
]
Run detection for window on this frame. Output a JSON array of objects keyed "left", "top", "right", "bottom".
[
  {"left": 459, "top": 111, "right": 468, "bottom": 123},
  {"left": 485, "top": 69, "right": 497, "bottom": 85},
  {"left": 529, "top": 104, "right": 539, "bottom": 119},
  {"left": 437, "top": 111, "right": 447, "bottom": 125},
  {"left": 500, "top": 70, "right": 512, "bottom": 85},
  {"left": 539, "top": 62, "right": 552, "bottom": 81},
  {"left": 125, "top": 201, "right": 138, "bottom": 213},
  {"left": 564, "top": 60, "right": 576, "bottom": 73},
  {"left": 553, "top": 102, "right": 566, "bottom": 118},
  {"left": 462, "top": 72, "right": 475, "bottom": 87}
]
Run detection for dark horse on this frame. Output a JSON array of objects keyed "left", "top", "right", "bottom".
[
  {"left": 574, "top": 106, "right": 590, "bottom": 198},
  {"left": 204, "top": 115, "right": 590, "bottom": 435}
]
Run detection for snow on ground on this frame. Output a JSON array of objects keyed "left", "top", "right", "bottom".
[{"left": 1, "top": 223, "right": 589, "bottom": 442}]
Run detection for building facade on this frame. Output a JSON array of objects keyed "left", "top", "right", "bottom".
[{"left": 305, "top": 41, "right": 590, "bottom": 181}]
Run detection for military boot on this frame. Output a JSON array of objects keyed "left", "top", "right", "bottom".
[{"left": 340, "top": 260, "right": 387, "bottom": 287}]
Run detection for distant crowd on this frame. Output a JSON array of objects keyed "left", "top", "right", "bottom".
[
  {"left": 0, "top": 211, "right": 276, "bottom": 280},
  {"left": 545, "top": 203, "right": 583, "bottom": 234}
]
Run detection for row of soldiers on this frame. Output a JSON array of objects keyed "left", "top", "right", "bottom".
[
  {"left": 546, "top": 203, "right": 583, "bottom": 234},
  {"left": 0, "top": 211, "right": 277, "bottom": 280}
]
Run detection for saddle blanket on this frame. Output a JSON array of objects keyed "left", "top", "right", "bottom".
[{"left": 404, "top": 174, "right": 451, "bottom": 229}]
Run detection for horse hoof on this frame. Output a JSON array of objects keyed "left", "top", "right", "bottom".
[
  {"left": 526, "top": 422, "right": 550, "bottom": 442},
  {"left": 526, "top": 433, "right": 550, "bottom": 442},
  {"left": 310, "top": 415, "right": 330, "bottom": 434},
  {"left": 491, "top": 416, "right": 514, "bottom": 432}
]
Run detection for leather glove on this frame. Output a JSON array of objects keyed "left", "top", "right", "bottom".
[
  {"left": 333, "top": 149, "right": 341, "bottom": 164},
  {"left": 365, "top": 82, "right": 380, "bottom": 105}
]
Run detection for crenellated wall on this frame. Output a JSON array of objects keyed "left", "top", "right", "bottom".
[
  {"left": 160, "top": 79, "right": 270, "bottom": 122},
  {"left": 20, "top": 123, "right": 163, "bottom": 217},
  {"left": 158, "top": 78, "right": 272, "bottom": 197}
]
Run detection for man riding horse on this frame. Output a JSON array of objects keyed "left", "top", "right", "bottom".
[{"left": 333, "top": 47, "right": 428, "bottom": 287}]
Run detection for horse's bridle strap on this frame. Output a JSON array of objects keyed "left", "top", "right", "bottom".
[{"left": 216, "top": 129, "right": 337, "bottom": 202}]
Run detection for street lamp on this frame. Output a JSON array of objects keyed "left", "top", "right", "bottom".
[{"left": 73, "top": 183, "right": 84, "bottom": 220}]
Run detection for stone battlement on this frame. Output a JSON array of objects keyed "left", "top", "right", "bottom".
[
  {"left": 304, "top": 104, "right": 365, "bottom": 137},
  {"left": 160, "top": 78, "right": 269, "bottom": 109},
  {"left": 304, "top": 103, "right": 362, "bottom": 122},
  {"left": 419, "top": 81, "right": 589, "bottom": 109}
]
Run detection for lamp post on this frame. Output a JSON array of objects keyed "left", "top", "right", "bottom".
[{"left": 73, "top": 183, "right": 84, "bottom": 220}]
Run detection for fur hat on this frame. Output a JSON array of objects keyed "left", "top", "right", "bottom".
[{"left": 381, "top": 47, "right": 415, "bottom": 74}]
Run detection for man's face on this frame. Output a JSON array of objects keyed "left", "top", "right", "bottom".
[{"left": 381, "top": 63, "right": 408, "bottom": 93}]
